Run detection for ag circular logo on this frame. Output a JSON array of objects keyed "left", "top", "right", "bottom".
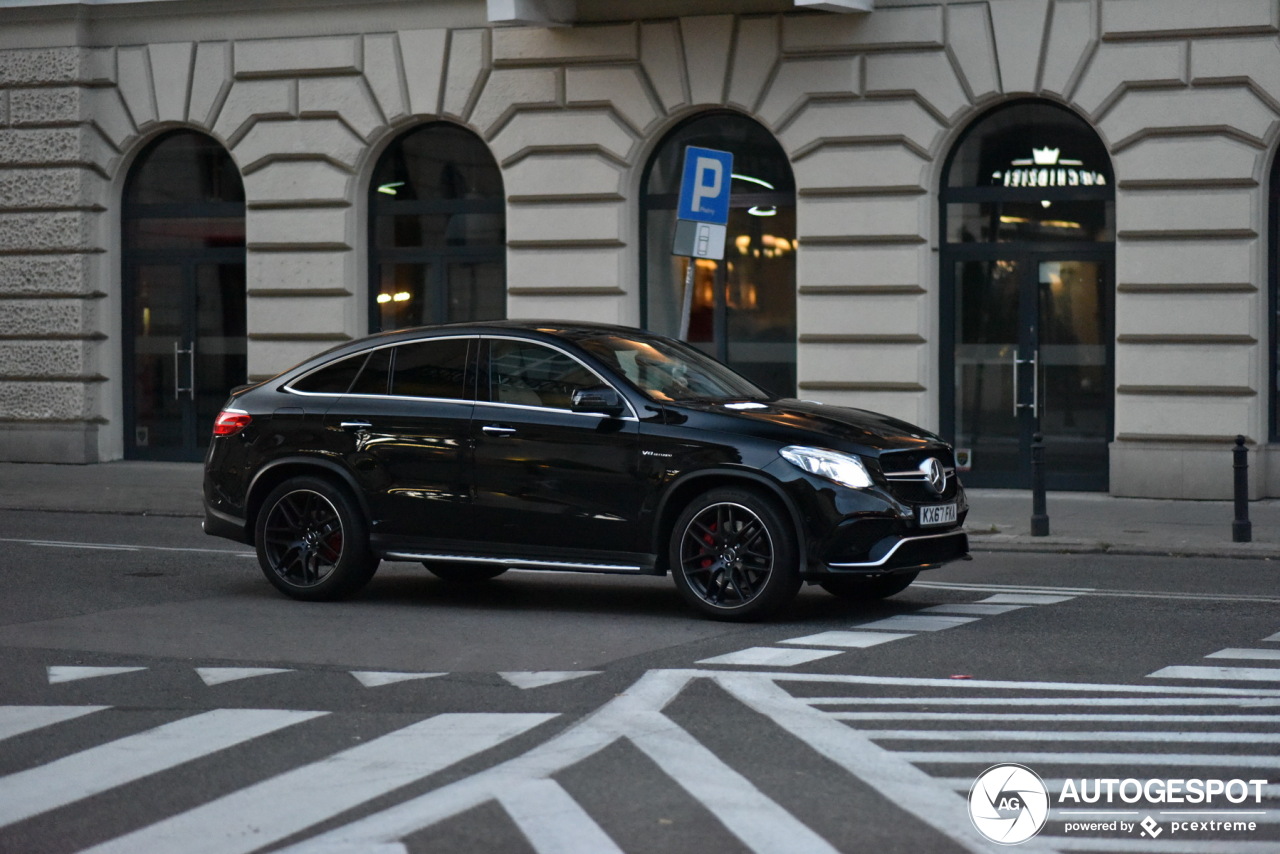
[{"left": 969, "top": 764, "right": 1050, "bottom": 845}]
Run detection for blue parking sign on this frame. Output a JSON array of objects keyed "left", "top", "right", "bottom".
[{"left": 677, "top": 146, "right": 733, "bottom": 225}]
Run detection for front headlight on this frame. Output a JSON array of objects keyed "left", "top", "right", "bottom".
[{"left": 779, "top": 445, "right": 873, "bottom": 489}]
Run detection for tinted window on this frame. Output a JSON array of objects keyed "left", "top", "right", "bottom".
[
  {"left": 489, "top": 340, "right": 600, "bottom": 410},
  {"left": 291, "top": 354, "right": 367, "bottom": 394},
  {"left": 349, "top": 347, "right": 391, "bottom": 395},
  {"left": 389, "top": 338, "right": 472, "bottom": 400}
]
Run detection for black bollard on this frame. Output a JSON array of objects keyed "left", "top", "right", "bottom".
[
  {"left": 1233, "top": 435, "right": 1251, "bottom": 543},
  {"left": 1031, "top": 432, "right": 1049, "bottom": 536}
]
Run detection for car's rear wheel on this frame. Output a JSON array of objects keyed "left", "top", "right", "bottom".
[
  {"left": 820, "top": 571, "right": 918, "bottom": 600},
  {"left": 423, "top": 561, "right": 508, "bottom": 582},
  {"left": 255, "top": 476, "right": 378, "bottom": 601},
  {"left": 670, "top": 487, "right": 800, "bottom": 621}
]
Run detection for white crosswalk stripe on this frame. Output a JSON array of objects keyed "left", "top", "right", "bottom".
[
  {"left": 0, "top": 709, "right": 325, "bottom": 828},
  {"left": 3, "top": 652, "right": 1278, "bottom": 853},
  {"left": 82, "top": 713, "right": 557, "bottom": 854}
]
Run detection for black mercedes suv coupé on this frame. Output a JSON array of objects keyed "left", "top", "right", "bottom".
[{"left": 203, "top": 321, "right": 969, "bottom": 620}]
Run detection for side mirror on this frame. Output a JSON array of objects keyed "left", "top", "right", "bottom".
[{"left": 571, "top": 386, "right": 625, "bottom": 417}]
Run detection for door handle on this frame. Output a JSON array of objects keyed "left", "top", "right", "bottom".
[
  {"left": 174, "top": 341, "right": 195, "bottom": 401},
  {"left": 482, "top": 425, "right": 517, "bottom": 436},
  {"left": 340, "top": 421, "right": 372, "bottom": 431},
  {"left": 1011, "top": 351, "right": 1038, "bottom": 417}
]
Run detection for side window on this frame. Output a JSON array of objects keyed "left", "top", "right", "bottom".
[
  {"left": 489, "top": 339, "right": 599, "bottom": 410},
  {"left": 389, "top": 338, "right": 472, "bottom": 400},
  {"left": 348, "top": 347, "right": 391, "bottom": 395},
  {"left": 290, "top": 353, "right": 368, "bottom": 394}
]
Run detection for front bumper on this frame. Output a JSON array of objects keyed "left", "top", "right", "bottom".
[{"left": 823, "top": 528, "right": 969, "bottom": 575}]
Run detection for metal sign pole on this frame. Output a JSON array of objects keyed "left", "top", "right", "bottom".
[{"left": 678, "top": 257, "right": 695, "bottom": 341}]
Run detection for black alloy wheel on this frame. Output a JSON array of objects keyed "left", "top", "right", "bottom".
[
  {"left": 423, "top": 561, "right": 508, "bottom": 582},
  {"left": 820, "top": 570, "right": 918, "bottom": 600},
  {"left": 670, "top": 487, "right": 800, "bottom": 621},
  {"left": 255, "top": 476, "right": 378, "bottom": 600}
]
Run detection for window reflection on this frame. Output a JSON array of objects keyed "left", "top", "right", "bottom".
[
  {"left": 369, "top": 124, "right": 506, "bottom": 332},
  {"left": 642, "top": 113, "right": 796, "bottom": 396}
]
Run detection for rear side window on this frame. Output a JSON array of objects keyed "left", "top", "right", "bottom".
[
  {"left": 348, "top": 347, "right": 392, "bottom": 395},
  {"left": 290, "top": 353, "right": 367, "bottom": 394},
  {"left": 389, "top": 338, "right": 472, "bottom": 400}
]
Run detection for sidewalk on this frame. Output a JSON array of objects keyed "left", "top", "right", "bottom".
[{"left": 0, "top": 462, "right": 1276, "bottom": 560}]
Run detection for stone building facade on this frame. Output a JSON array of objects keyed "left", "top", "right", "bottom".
[{"left": 1, "top": 0, "right": 1279, "bottom": 499}]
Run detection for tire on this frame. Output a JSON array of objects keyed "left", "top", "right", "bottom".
[
  {"left": 820, "top": 571, "right": 918, "bottom": 600},
  {"left": 670, "top": 487, "right": 801, "bottom": 621},
  {"left": 255, "top": 476, "right": 379, "bottom": 601},
  {"left": 423, "top": 561, "right": 508, "bottom": 582}
]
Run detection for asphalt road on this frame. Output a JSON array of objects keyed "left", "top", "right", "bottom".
[{"left": 1, "top": 507, "right": 1278, "bottom": 854}]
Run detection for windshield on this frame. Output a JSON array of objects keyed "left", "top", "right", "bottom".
[{"left": 576, "top": 333, "right": 770, "bottom": 403}]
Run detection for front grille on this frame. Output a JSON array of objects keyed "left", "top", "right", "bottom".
[{"left": 879, "top": 447, "right": 960, "bottom": 503}]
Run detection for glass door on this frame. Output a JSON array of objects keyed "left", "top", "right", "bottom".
[
  {"left": 126, "top": 259, "right": 246, "bottom": 460},
  {"left": 950, "top": 253, "right": 1111, "bottom": 490}
]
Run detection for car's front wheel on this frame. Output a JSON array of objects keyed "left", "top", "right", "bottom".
[
  {"left": 670, "top": 487, "right": 801, "bottom": 621},
  {"left": 820, "top": 571, "right": 918, "bottom": 600},
  {"left": 255, "top": 476, "right": 378, "bottom": 601}
]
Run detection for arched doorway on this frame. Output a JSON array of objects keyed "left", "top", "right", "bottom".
[
  {"left": 641, "top": 112, "right": 797, "bottom": 396},
  {"left": 368, "top": 123, "right": 506, "bottom": 332},
  {"left": 940, "top": 101, "right": 1115, "bottom": 490},
  {"left": 122, "top": 130, "right": 246, "bottom": 461}
]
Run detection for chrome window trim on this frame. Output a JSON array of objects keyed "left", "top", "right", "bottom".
[{"left": 282, "top": 334, "right": 476, "bottom": 400}]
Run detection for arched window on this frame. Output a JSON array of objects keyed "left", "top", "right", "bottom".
[
  {"left": 940, "top": 101, "right": 1115, "bottom": 490},
  {"left": 641, "top": 112, "right": 796, "bottom": 396},
  {"left": 369, "top": 123, "right": 505, "bottom": 332},
  {"left": 122, "top": 130, "right": 246, "bottom": 461}
]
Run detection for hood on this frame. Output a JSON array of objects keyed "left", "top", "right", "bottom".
[{"left": 674, "top": 398, "right": 946, "bottom": 454}]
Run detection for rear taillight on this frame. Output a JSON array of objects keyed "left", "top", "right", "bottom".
[{"left": 212, "top": 410, "right": 252, "bottom": 437}]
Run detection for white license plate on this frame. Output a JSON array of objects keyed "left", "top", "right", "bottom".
[{"left": 918, "top": 503, "right": 957, "bottom": 527}]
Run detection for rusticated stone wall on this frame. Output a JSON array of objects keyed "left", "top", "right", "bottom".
[{"left": 0, "top": 0, "right": 1278, "bottom": 497}]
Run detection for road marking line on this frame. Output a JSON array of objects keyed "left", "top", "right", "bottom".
[
  {"left": 1040, "top": 835, "right": 1280, "bottom": 851},
  {"left": 978, "top": 593, "right": 1078, "bottom": 605},
  {"left": 497, "top": 778, "right": 625, "bottom": 854},
  {"left": 830, "top": 711, "right": 1280, "bottom": 723},
  {"left": 82, "top": 713, "right": 557, "bottom": 854},
  {"left": 0, "top": 536, "right": 254, "bottom": 558},
  {"left": 196, "top": 667, "right": 293, "bottom": 686},
  {"left": 919, "top": 603, "right": 1028, "bottom": 615},
  {"left": 1207, "top": 648, "right": 1280, "bottom": 661},
  {"left": 714, "top": 672, "right": 1056, "bottom": 854},
  {"left": 499, "top": 671, "right": 602, "bottom": 690},
  {"left": 48, "top": 666, "right": 146, "bottom": 684},
  {"left": 777, "top": 631, "right": 913, "bottom": 648},
  {"left": 859, "top": 729, "right": 1280, "bottom": 744},
  {"left": 897, "top": 750, "right": 1280, "bottom": 768},
  {"left": 1266, "top": 631, "right": 1280, "bottom": 642},
  {"left": 745, "top": 670, "right": 1280, "bottom": 696},
  {"left": 917, "top": 580, "right": 1280, "bottom": 605},
  {"left": 697, "top": 647, "right": 842, "bottom": 667},
  {"left": 852, "top": 615, "right": 980, "bottom": 632},
  {"left": 0, "top": 706, "right": 108, "bottom": 741},
  {"left": 350, "top": 671, "right": 447, "bottom": 688},
  {"left": 1149, "top": 665, "right": 1280, "bottom": 683},
  {"left": 627, "top": 709, "right": 842, "bottom": 854},
  {"left": 0, "top": 708, "right": 325, "bottom": 828},
  {"left": 806, "top": 696, "right": 1280, "bottom": 707}
]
